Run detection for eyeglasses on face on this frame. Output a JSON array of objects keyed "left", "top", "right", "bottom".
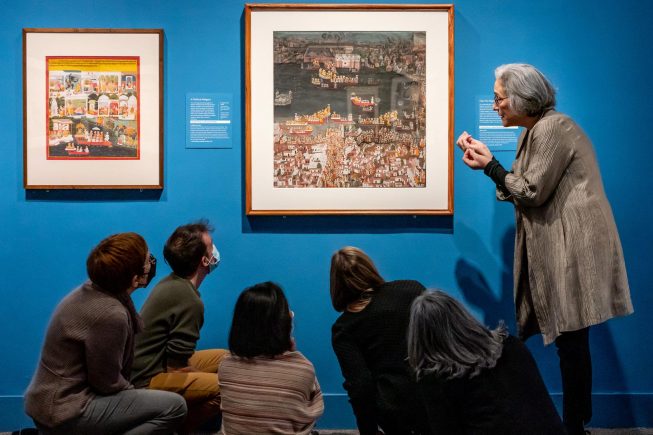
[
  {"left": 143, "top": 254, "right": 156, "bottom": 274},
  {"left": 494, "top": 94, "right": 508, "bottom": 105}
]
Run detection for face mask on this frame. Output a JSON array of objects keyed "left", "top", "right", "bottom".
[
  {"left": 139, "top": 254, "right": 157, "bottom": 288},
  {"left": 207, "top": 244, "right": 220, "bottom": 274}
]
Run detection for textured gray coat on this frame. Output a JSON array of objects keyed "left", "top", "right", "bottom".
[{"left": 497, "top": 110, "right": 632, "bottom": 345}]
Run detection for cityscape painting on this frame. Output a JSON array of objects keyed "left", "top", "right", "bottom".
[
  {"left": 247, "top": 5, "right": 454, "bottom": 214},
  {"left": 273, "top": 31, "right": 426, "bottom": 189}
]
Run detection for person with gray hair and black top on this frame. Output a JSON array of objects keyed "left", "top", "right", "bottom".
[
  {"left": 407, "top": 290, "right": 564, "bottom": 434},
  {"left": 456, "top": 63, "right": 633, "bottom": 434}
]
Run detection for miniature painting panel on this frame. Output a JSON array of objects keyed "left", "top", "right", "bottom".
[
  {"left": 273, "top": 31, "right": 426, "bottom": 189},
  {"left": 46, "top": 57, "right": 140, "bottom": 160}
]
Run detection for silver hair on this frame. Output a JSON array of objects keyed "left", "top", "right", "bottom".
[
  {"left": 407, "top": 290, "right": 507, "bottom": 381},
  {"left": 495, "top": 63, "right": 556, "bottom": 116}
]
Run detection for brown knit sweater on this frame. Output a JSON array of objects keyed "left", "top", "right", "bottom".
[{"left": 24, "top": 281, "right": 135, "bottom": 428}]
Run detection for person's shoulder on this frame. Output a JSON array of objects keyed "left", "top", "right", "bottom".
[
  {"left": 95, "top": 304, "right": 130, "bottom": 329},
  {"left": 535, "top": 110, "right": 576, "bottom": 132},
  {"left": 145, "top": 274, "right": 200, "bottom": 303},
  {"left": 389, "top": 279, "right": 425, "bottom": 288},
  {"left": 332, "top": 310, "right": 352, "bottom": 328},
  {"left": 74, "top": 282, "right": 125, "bottom": 311},
  {"left": 151, "top": 273, "right": 193, "bottom": 293},
  {"left": 383, "top": 279, "right": 424, "bottom": 287},
  {"left": 283, "top": 350, "right": 313, "bottom": 364},
  {"left": 383, "top": 279, "right": 426, "bottom": 295},
  {"left": 278, "top": 351, "right": 317, "bottom": 375},
  {"left": 84, "top": 294, "right": 129, "bottom": 330}
]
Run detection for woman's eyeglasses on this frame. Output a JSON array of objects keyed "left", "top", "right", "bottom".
[{"left": 494, "top": 94, "right": 508, "bottom": 105}]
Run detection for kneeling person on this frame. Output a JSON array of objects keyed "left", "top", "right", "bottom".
[
  {"left": 131, "top": 221, "right": 228, "bottom": 433},
  {"left": 25, "top": 232, "right": 186, "bottom": 435}
]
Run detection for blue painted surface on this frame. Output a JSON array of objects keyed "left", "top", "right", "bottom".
[{"left": 1, "top": 0, "right": 651, "bottom": 430}]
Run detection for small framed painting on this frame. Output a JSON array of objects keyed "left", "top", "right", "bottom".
[
  {"left": 23, "top": 28, "right": 164, "bottom": 189},
  {"left": 245, "top": 4, "right": 454, "bottom": 215}
]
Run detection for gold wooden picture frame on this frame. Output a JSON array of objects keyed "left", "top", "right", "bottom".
[
  {"left": 245, "top": 4, "right": 454, "bottom": 215},
  {"left": 23, "top": 28, "right": 164, "bottom": 189}
]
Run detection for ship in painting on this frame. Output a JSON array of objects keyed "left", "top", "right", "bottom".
[
  {"left": 287, "top": 125, "right": 314, "bottom": 135},
  {"left": 282, "top": 119, "right": 313, "bottom": 136},
  {"left": 311, "top": 67, "right": 359, "bottom": 89},
  {"left": 287, "top": 105, "right": 332, "bottom": 126},
  {"left": 274, "top": 90, "right": 293, "bottom": 106},
  {"left": 350, "top": 93, "right": 377, "bottom": 111},
  {"left": 329, "top": 112, "right": 354, "bottom": 124},
  {"left": 65, "top": 143, "right": 90, "bottom": 156}
]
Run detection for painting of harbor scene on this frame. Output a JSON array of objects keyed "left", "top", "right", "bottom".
[
  {"left": 46, "top": 57, "right": 140, "bottom": 160},
  {"left": 273, "top": 31, "right": 426, "bottom": 188}
]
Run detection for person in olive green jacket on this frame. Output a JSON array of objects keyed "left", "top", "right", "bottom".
[{"left": 131, "top": 221, "right": 227, "bottom": 434}]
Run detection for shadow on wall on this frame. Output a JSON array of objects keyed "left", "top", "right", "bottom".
[
  {"left": 454, "top": 223, "right": 516, "bottom": 332},
  {"left": 455, "top": 223, "right": 636, "bottom": 426},
  {"left": 25, "top": 189, "right": 163, "bottom": 201},
  {"left": 587, "top": 322, "right": 635, "bottom": 427},
  {"left": 243, "top": 214, "right": 454, "bottom": 234}
]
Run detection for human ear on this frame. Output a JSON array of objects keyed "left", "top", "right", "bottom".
[{"left": 201, "top": 255, "right": 210, "bottom": 267}]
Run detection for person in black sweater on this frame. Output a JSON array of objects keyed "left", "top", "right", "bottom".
[
  {"left": 407, "top": 290, "right": 565, "bottom": 434},
  {"left": 330, "top": 246, "right": 429, "bottom": 435}
]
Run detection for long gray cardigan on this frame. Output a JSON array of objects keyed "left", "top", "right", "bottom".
[{"left": 497, "top": 110, "right": 632, "bottom": 345}]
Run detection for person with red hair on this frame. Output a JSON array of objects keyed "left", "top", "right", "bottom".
[{"left": 25, "top": 232, "right": 186, "bottom": 435}]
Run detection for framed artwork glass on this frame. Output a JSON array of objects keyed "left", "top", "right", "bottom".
[
  {"left": 245, "top": 4, "right": 454, "bottom": 215},
  {"left": 23, "top": 28, "right": 164, "bottom": 189}
]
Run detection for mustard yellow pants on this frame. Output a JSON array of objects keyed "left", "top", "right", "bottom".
[{"left": 148, "top": 349, "right": 229, "bottom": 434}]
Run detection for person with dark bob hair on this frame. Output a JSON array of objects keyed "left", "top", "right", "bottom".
[
  {"left": 457, "top": 63, "right": 633, "bottom": 434},
  {"left": 407, "top": 290, "right": 564, "bottom": 434},
  {"left": 330, "top": 246, "right": 428, "bottom": 435},
  {"left": 25, "top": 232, "right": 187, "bottom": 434},
  {"left": 219, "top": 282, "right": 324, "bottom": 434},
  {"left": 131, "top": 220, "right": 227, "bottom": 433}
]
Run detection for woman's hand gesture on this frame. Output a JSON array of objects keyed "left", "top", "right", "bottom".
[{"left": 457, "top": 131, "right": 493, "bottom": 170}]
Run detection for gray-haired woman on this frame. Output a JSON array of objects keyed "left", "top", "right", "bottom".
[
  {"left": 456, "top": 63, "right": 633, "bottom": 434},
  {"left": 407, "top": 291, "right": 564, "bottom": 434}
]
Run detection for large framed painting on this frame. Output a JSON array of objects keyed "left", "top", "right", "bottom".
[
  {"left": 245, "top": 4, "right": 454, "bottom": 215},
  {"left": 23, "top": 28, "right": 164, "bottom": 189}
]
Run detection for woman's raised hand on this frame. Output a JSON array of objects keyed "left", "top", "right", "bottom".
[{"left": 457, "top": 132, "right": 493, "bottom": 170}]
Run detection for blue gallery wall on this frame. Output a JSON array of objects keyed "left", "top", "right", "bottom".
[{"left": 1, "top": 0, "right": 652, "bottom": 429}]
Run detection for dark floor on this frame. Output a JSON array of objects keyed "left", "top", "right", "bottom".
[
  {"left": 4, "top": 429, "right": 653, "bottom": 434},
  {"left": 315, "top": 431, "right": 653, "bottom": 435}
]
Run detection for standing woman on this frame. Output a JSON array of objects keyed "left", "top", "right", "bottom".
[
  {"left": 330, "top": 247, "right": 428, "bottom": 435},
  {"left": 457, "top": 63, "right": 633, "bottom": 434},
  {"left": 219, "top": 282, "right": 324, "bottom": 434},
  {"left": 25, "top": 233, "right": 187, "bottom": 434}
]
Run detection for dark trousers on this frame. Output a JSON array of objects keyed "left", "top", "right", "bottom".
[{"left": 555, "top": 327, "right": 592, "bottom": 435}]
